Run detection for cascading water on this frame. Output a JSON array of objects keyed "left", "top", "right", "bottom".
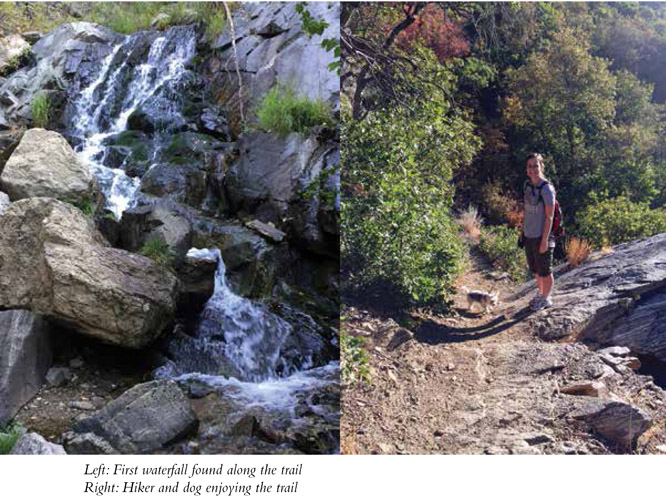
[
  {"left": 69, "top": 26, "right": 196, "bottom": 218},
  {"left": 155, "top": 248, "right": 339, "bottom": 419}
]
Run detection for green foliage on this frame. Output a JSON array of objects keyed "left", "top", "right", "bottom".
[
  {"left": 341, "top": 331, "right": 370, "bottom": 386},
  {"left": 576, "top": 196, "right": 666, "bottom": 248},
  {"left": 61, "top": 195, "right": 96, "bottom": 218},
  {"left": 479, "top": 225, "right": 528, "bottom": 282},
  {"left": 31, "top": 93, "right": 51, "bottom": 129},
  {"left": 140, "top": 236, "right": 174, "bottom": 269},
  {"left": 0, "top": 422, "right": 24, "bottom": 455},
  {"left": 256, "top": 86, "right": 332, "bottom": 137},
  {"left": 342, "top": 51, "right": 480, "bottom": 306}
]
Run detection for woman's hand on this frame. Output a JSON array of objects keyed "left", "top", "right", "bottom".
[{"left": 539, "top": 239, "right": 548, "bottom": 254}]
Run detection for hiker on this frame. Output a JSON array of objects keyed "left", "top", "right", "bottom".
[{"left": 522, "top": 153, "right": 555, "bottom": 310}]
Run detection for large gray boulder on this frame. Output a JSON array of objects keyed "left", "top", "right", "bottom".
[
  {"left": 64, "top": 380, "right": 197, "bottom": 454},
  {"left": 1, "top": 128, "right": 97, "bottom": 203},
  {"left": 11, "top": 432, "right": 66, "bottom": 455},
  {"left": 0, "top": 310, "right": 52, "bottom": 427},
  {"left": 529, "top": 233, "right": 666, "bottom": 361},
  {"left": 0, "top": 198, "right": 178, "bottom": 348}
]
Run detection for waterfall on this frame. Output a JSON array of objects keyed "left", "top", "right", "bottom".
[{"left": 69, "top": 26, "right": 196, "bottom": 219}]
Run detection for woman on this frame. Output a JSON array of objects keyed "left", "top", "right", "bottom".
[{"left": 522, "top": 153, "right": 555, "bottom": 310}]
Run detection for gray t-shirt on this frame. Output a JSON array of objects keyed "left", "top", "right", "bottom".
[{"left": 523, "top": 180, "right": 555, "bottom": 242}]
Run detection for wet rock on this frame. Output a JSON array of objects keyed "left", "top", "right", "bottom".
[
  {"left": 0, "top": 198, "right": 178, "bottom": 348},
  {"left": 175, "top": 248, "right": 217, "bottom": 321},
  {"left": 45, "top": 367, "right": 72, "bottom": 387},
  {"left": 65, "top": 380, "right": 198, "bottom": 454},
  {"left": 0, "top": 128, "right": 98, "bottom": 203},
  {"left": 141, "top": 163, "right": 207, "bottom": 209},
  {"left": 0, "top": 310, "right": 52, "bottom": 427},
  {"left": 11, "top": 432, "right": 66, "bottom": 455},
  {"left": 569, "top": 398, "right": 652, "bottom": 449},
  {"left": 200, "top": 107, "right": 231, "bottom": 141}
]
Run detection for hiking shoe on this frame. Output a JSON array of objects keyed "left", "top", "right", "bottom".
[
  {"left": 531, "top": 296, "right": 553, "bottom": 311},
  {"left": 529, "top": 294, "right": 543, "bottom": 307}
]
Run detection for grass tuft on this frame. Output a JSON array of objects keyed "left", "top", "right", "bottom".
[
  {"left": 256, "top": 86, "right": 332, "bottom": 137},
  {"left": 140, "top": 235, "right": 174, "bottom": 269},
  {"left": 341, "top": 330, "right": 370, "bottom": 387},
  {"left": 0, "top": 422, "right": 24, "bottom": 455},
  {"left": 566, "top": 236, "right": 592, "bottom": 267},
  {"left": 31, "top": 93, "right": 51, "bottom": 129}
]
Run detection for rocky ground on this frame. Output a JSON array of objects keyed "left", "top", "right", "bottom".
[{"left": 342, "top": 243, "right": 666, "bottom": 455}]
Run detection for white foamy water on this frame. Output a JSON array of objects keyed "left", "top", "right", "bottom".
[{"left": 71, "top": 27, "right": 196, "bottom": 219}]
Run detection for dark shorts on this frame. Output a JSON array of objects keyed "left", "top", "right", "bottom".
[{"left": 524, "top": 237, "right": 553, "bottom": 277}]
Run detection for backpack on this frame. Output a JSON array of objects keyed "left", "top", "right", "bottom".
[{"left": 524, "top": 180, "right": 565, "bottom": 240}]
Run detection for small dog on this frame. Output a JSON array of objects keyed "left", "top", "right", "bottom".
[{"left": 460, "top": 286, "right": 499, "bottom": 314}]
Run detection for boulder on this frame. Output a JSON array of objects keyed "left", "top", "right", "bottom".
[
  {"left": 140, "top": 163, "right": 207, "bottom": 209},
  {"left": 0, "top": 128, "right": 97, "bottom": 203},
  {"left": 530, "top": 233, "right": 666, "bottom": 362},
  {"left": 0, "top": 198, "right": 178, "bottom": 348},
  {"left": 64, "top": 380, "right": 198, "bottom": 454},
  {"left": 120, "top": 202, "right": 193, "bottom": 257},
  {"left": 245, "top": 219, "right": 286, "bottom": 243},
  {"left": 11, "top": 432, "right": 66, "bottom": 455},
  {"left": 0, "top": 35, "right": 29, "bottom": 75},
  {"left": 45, "top": 366, "right": 73, "bottom": 388},
  {"left": 569, "top": 398, "right": 652, "bottom": 449},
  {"left": 0, "top": 310, "right": 52, "bottom": 427},
  {"left": 0, "top": 127, "right": 24, "bottom": 173}
]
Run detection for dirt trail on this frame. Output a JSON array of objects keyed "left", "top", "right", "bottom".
[{"left": 341, "top": 249, "right": 666, "bottom": 455}]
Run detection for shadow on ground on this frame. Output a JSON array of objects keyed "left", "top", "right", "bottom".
[{"left": 415, "top": 305, "right": 535, "bottom": 345}]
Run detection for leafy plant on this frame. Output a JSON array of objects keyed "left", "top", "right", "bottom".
[
  {"left": 140, "top": 236, "right": 174, "bottom": 269},
  {"left": 457, "top": 205, "right": 483, "bottom": 241},
  {"left": 341, "top": 331, "right": 370, "bottom": 386},
  {"left": 31, "top": 93, "right": 51, "bottom": 129},
  {"left": 0, "top": 422, "right": 24, "bottom": 455},
  {"left": 479, "top": 225, "right": 528, "bottom": 281},
  {"left": 295, "top": 3, "right": 340, "bottom": 74},
  {"left": 256, "top": 86, "right": 332, "bottom": 137},
  {"left": 576, "top": 196, "right": 666, "bottom": 248}
]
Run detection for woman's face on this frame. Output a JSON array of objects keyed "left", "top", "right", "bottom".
[{"left": 526, "top": 159, "right": 540, "bottom": 178}]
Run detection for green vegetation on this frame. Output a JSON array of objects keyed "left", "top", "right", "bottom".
[
  {"left": 61, "top": 194, "right": 96, "bottom": 218},
  {"left": 342, "top": 3, "right": 666, "bottom": 312},
  {"left": 140, "top": 236, "right": 174, "bottom": 269},
  {"left": 479, "top": 226, "right": 528, "bottom": 282},
  {"left": 577, "top": 196, "right": 666, "bottom": 249},
  {"left": 31, "top": 93, "right": 51, "bottom": 129},
  {"left": 256, "top": 86, "right": 332, "bottom": 137},
  {"left": 341, "top": 329, "right": 370, "bottom": 386},
  {"left": 0, "top": 422, "right": 24, "bottom": 455},
  {"left": 296, "top": 3, "right": 340, "bottom": 74}
]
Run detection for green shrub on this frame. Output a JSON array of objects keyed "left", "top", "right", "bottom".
[
  {"left": 140, "top": 236, "right": 174, "bottom": 269},
  {"left": 0, "top": 422, "right": 24, "bottom": 455},
  {"left": 31, "top": 93, "right": 51, "bottom": 129},
  {"left": 576, "top": 196, "right": 666, "bottom": 248},
  {"left": 256, "top": 86, "right": 332, "bottom": 137},
  {"left": 479, "top": 225, "right": 529, "bottom": 281},
  {"left": 341, "top": 331, "right": 370, "bottom": 386}
]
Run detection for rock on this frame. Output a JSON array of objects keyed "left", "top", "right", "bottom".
[
  {"left": 0, "top": 198, "right": 178, "bottom": 348},
  {"left": 175, "top": 248, "right": 217, "bottom": 320},
  {"left": 20, "top": 32, "right": 43, "bottom": 45},
  {"left": 141, "top": 163, "right": 207, "bottom": 209},
  {"left": 387, "top": 328, "right": 414, "bottom": 351},
  {"left": 45, "top": 367, "right": 72, "bottom": 387},
  {"left": 569, "top": 398, "right": 652, "bottom": 448},
  {"left": 69, "top": 357, "right": 84, "bottom": 369},
  {"left": 150, "top": 13, "right": 170, "bottom": 29},
  {"left": 0, "top": 127, "right": 24, "bottom": 172},
  {"left": 598, "top": 346, "right": 632, "bottom": 358},
  {"left": 70, "top": 401, "right": 96, "bottom": 411},
  {"left": 530, "top": 234, "right": 666, "bottom": 363},
  {"left": 560, "top": 381, "right": 610, "bottom": 398},
  {"left": 0, "top": 310, "right": 52, "bottom": 427},
  {"left": 11, "top": 432, "right": 66, "bottom": 455},
  {"left": 120, "top": 202, "right": 193, "bottom": 257},
  {"left": 65, "top": 380, "right": 198, "bottom": 454},
  {"left": 0, "top": 191, "right": 9, "bottom": 213},
  {"left": 0, "top": 35, "right": 29, "bottom": 74},
  {"left": 0, "top": 128, "right": 97, "bottom": 203},
  {"left": 245, "top": 219, "right": 286, "bottom": 243},
  {"left": 200, "top": 107, "right": 231, "bottom": 141}
]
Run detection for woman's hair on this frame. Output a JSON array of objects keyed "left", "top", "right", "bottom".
[{"left": 526, "top": 152, "right": 545, "bottom": 176}]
